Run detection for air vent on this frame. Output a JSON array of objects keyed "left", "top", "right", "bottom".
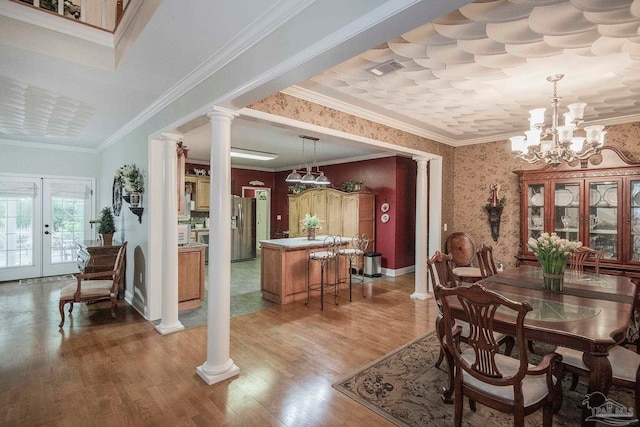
[{"left": 367, "top": 60, "right": 405, "bottom": 77}]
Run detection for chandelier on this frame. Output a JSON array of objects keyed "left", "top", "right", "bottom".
[
  {"left": 285, "top": 135, "right": 331, "bottom": 186},
  {"left": 510, "top": 74, "right": 605, "bottom": 167}
]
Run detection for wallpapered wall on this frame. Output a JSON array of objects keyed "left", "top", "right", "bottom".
[
  {"left": 249, "top": 92, "right": 455, "bottom": 246},
  {"left": 453, "top": 122, "right": 640, "bottom": 268}
]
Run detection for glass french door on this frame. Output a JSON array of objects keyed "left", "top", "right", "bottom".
[{"left": 0, "top": 176, "right": 94, "bottom": 281}]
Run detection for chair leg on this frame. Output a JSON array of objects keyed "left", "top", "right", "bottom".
[
  {"left": 320, "top": 262, "right": 324, "bottom": 311},
  {"left": 453, "top": 379, "right": 463, "bottom": 427},
  {"left": 305, "top": 258, "right": 310, "bottom": 306},
  {"left": 528, "top": 339, "right": 535, "bottom": 354},
  {"left": 542, "top": 402, "right": 553, "bottom": 427},
  {"left": 69, "top": 302, "right": 74, "bottom": 313},
  {"left": 502, "top": 336, "right": 515, "bottom": 356},
  {"left": 569, "top": 373, "right": 579, "bottom": 391},
  {"left": 111, "top": 297, "right": 117, "bottom": 318},
  {"left": 435, "top": 347, "right": 444, "bottom": 368},
  {"left": 348, "top": 258, "right": 353, "bottom": 302},
  {"left": 58, "top": 301, "right": 66, "bottom": 327}
]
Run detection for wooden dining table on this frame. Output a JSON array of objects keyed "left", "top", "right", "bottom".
[{"left": 438, "top": 265, "right": 636, "bottom": 427}]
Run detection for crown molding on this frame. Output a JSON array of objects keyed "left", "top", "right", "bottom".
[{"left": 99, "top": 0, "right": 315, "bottom": 152}]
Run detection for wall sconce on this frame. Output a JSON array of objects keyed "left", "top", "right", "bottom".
[{"left": 485, "top": 183, "right": 505, "bottom": 242}]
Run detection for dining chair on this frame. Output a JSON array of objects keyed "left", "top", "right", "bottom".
[
  {"left": 436, "top": 283, "right": 562, "bottom": 427},
  {"left": 568, "top": 246, "right": 603, "bottom": 275},
  {"left": 337, "top": 234, "right": 368, "bottom": 301},
  {"left": 429, "top": 251, "right": 513, "bottom": 369},
  {"left": 306, "top": 236, "right": 340, "bottom": 310},
  {"left": 58, "top": 241, "right": 127, "bottom": 328},
  {"left": 476, "top": 244, "right": 497, "bottom": 279},
  {"left": 445, "top": 232, "right": 482, "bottom": 284}
]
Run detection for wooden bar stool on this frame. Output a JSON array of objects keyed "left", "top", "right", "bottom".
[
  {"left": 338, "top": 234, "right": 368, "bottom": 301},
  {"left": 306, "top": 236, "right": 339, "bottom": 310}
]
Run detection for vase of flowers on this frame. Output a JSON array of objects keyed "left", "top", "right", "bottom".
[
  {"left": 300, "top": 213, "right": 323, "bottom": 240},
  {"left": 115, "top": 164, "right": 144, "bottom": 206},
  {"left": 528, "top": 233, "right": 582, "bottom": 291}
]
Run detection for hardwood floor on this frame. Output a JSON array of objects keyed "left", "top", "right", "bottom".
[{"left": 0, "top": 274, "right": 436, "bottom": 426}]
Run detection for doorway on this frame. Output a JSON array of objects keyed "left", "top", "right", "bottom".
[
  {"left": 0, "top": 175, "right": 94, "bottom": 281},
  {"left": 242, "top": 186, "right": 270, "bottom": 249}
]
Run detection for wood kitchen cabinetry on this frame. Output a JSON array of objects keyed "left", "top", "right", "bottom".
[
  {"left": 184, "top": 175, "right": 210, "bottom": 212},
  {"left": 515, "top": 147, "right": 640, "bottom": 278},
  {"left": 178, "top": 245, "right": 205, "bottom": 310},
  {"left": 76, "top": 240, "right": 125, "bottom": 297},
  {"left": 288, "top": 188, "right": 375, "bottom": 252}
]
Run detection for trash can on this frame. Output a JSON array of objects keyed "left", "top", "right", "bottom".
[{"left": 364, "top": 252, "right": 382, "bottom": 277}]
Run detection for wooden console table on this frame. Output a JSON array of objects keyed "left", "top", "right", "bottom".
[{"left": 76, "top": 240, "right": 125, "bottom": 298}]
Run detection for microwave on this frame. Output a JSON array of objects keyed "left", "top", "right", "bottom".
[{"left": 178, "top": 224, "right": 191, "bottom": 246}]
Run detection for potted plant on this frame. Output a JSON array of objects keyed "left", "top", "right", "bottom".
[
  {"left": 343, "top": 180, "right": 363, "bottom": 192},
  {"left": 300, "top": 213, "right": 323, "bottom": 240},
  {"left": 115, "top": 164, "right": 144, "bottom": 207},
  {"left": 97, "top": 207, "right": 116, "bottom": 246},
  {"left": 288, "top": 183, "right": 307, "bottom": 194}
]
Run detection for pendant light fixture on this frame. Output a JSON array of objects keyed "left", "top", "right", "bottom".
[{"left": 285, "top": 135, "right": 331, "bottom": 186}]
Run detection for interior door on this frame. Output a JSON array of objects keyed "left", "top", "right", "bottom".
[
  {"left": 42, "top": 178, "right": 94, "bottom": 276},
  {"left": 0, "top": 176, "right": 94, "bottom": 281}
]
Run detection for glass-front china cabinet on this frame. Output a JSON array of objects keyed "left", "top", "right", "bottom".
[{"left": 515, "top": 147, "right": 640, "bottom": 278}]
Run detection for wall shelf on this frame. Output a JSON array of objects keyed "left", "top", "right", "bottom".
[{"left": 130, "top": 207, "right": 144, "bottom": 223}]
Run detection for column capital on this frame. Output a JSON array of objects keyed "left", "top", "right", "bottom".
[
  {"left": 160, "top": 133, "right": 183, "bottom": 143},
  {"left": 207, "top": 107, "right": 239, "bottom": 121}
]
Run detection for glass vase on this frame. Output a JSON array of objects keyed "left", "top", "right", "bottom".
[
  {"left": 307, "top": 228, "right": 316, "bottom": 240},
  {"left": 538, "top": 254, "right": 567, "bottom": 292}
]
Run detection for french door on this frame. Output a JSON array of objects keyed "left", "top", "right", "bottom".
[{"left": 0, "top": 175, "right": 94, "bottom": 281}]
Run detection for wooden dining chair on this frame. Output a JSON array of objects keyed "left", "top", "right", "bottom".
[
  {"left": 445, "top": 232, "right": 482, "bottom": 284},
  {"left": 429, "top": 251, "right": 513, "bottom": 369},
  {"left": 568, "top": 246, "right": 603, "bottom": 275},
  {"left": 436, "top": 283, "right": 562, "bottom": 427},
  {"left": 476, "top": 244, "right": 497, "bottom": 279},
  {"left": 58, "top": 241, "right": 127, "bottom": 328}
]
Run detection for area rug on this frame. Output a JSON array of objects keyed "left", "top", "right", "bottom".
[
  {"left": 20, "top": 274, "right": 75, "bottom": 285},
  {"left": 333, "top": 332, "right": 636, "bottom": 427}
]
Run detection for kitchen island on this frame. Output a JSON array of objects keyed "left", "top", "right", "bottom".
[{"left": 259, "top": 236, "right": 349, "bottom": 304}]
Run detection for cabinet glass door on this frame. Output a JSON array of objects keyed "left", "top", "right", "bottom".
[
  {"left": 553, "top": 182, "right": 580, "bottom": 242},
  {"left": 526, "top": 183, "right": 545, "bottom": 243},
  {"left": 587, "top": 180, "right": 619, "bottom": 261},
  {"left": 630, "top": 180, "right": 640, "bottom": 263}
]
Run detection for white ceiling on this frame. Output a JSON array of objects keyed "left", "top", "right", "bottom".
[{"left": 2, "top": 0, "right": 640, "bottom": 169}]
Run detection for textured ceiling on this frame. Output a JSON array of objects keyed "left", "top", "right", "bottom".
[{"left": 305, "top": 0, "right": 640, "bottom": 145}]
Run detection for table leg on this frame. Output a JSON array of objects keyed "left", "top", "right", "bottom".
[
  {"left": 436, "top": 307, "right": 455, "bottom": 404},
  {"left": 580, "top": 352, "right": 612, "bottom": 427}
]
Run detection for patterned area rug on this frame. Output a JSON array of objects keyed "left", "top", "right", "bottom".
[
  {"left": 333, "top": 332, "right": 636, "bottom": 426},
  {"left": 19, "top": 275, "right": 75, "bottom": 285}
]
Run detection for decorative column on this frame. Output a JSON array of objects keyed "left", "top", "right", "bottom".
[
  {"left": 411, "top": 156, "right": 432, "bottom": 300},
  {"left": 428, "top": 157, "right": 443, "bottom": 289},
  {"left": 155, "top": 133, "right": 185, "bottom": 335},
  {"left": 196, "top": 107, "right": 240, "bottom": 385}
]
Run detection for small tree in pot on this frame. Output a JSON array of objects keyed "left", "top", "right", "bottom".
[{"left": 97, "top": 207, "right": 116, "bottom": 246}]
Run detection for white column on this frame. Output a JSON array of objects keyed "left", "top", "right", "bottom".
[
  {"left": 411, "top": 156, "right": 432, "bottom": 300},
  {"left": 428, "top": 157, "right": 443, "bottom": 293},
  {"left": 197, "top": 107, "right": 240, "bottom": 385},
  {"left": 155, "top": 133, "right": 185, "bottom": 335}
]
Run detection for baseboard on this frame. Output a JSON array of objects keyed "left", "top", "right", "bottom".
[
  {"left": 125, "top": 290, "right": 149, "bottom": 320},
  {"left": 382, "top": 265, "right": 415, "bottom": 277}
]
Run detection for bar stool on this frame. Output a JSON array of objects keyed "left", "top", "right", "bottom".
[
  {"left": 338, "top": 234, "right": 368, "bottom": 301},
  {"left": 306, "top": 236, "right": 339, "bottom": 310}
]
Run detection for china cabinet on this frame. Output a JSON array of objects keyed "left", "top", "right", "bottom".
[{"left": 515, "top": 147, "right": 640, "bottom": 278}]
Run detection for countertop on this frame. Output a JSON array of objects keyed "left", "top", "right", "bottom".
[
  {"left": 259, "top": 236, "right": 348, "bottom": 249},
  {"left": 178, "top": 242, "right": 208, "bottom": 249}
]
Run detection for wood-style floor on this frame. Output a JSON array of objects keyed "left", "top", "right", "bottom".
[{"left": 0, "top": 274, "right": 437, "bottom": 426}]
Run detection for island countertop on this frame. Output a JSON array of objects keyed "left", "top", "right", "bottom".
[{"left": 259, "top": 236, "right": 349, "bottom": 250}]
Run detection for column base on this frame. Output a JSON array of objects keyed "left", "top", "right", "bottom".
[
  {"left": 410, "top": 292, "right": 433, "bottom": 300},
  {"left": 196, "top": 361, "right": 240, "bottom": 385},
  {"left": 155, "top": 321, "right": 185, "bottom": 335}
]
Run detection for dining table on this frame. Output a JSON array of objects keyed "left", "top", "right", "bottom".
[{"left": 438, "top": 265, "right": 636, "bottom": 427}]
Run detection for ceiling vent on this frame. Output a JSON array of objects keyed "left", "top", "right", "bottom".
[{"left": 367, "top": 60, "right": 405, "bottom": 77}]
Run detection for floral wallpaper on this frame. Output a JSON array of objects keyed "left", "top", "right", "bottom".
[{"left": 250, "top": 93, "right": 640, "bottom": 268}]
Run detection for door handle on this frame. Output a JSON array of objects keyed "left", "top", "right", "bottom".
[{"left": 44, "top": 231, "right": 50, "bottom": 235}]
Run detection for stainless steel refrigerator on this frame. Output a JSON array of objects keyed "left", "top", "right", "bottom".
[{"left": 231, "top": 195, "right": 256, "bottom": 262}]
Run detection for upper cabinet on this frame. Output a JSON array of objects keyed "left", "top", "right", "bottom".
[
  {"left": 184, "top": 175, "right": 210, "bottom": 212},
  {"left": 515, "top": 147, "right": 640, "bottom": 277},
  {"left": 288, "top": 188, "right": 375, "bottom": 252}
]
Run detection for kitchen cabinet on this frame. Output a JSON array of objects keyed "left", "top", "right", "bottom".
[
  {"left": 515, "top": 147, "right": 640, "bottom": 277},
  {"left": 288, "top": 188, "right": 375, "bottom": 252},
  {"left": 178, "top": 245, "right": 205, "bottom": 310},
  {"left": 184, "top": 175, "right": 210, "bottom": 212}
]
